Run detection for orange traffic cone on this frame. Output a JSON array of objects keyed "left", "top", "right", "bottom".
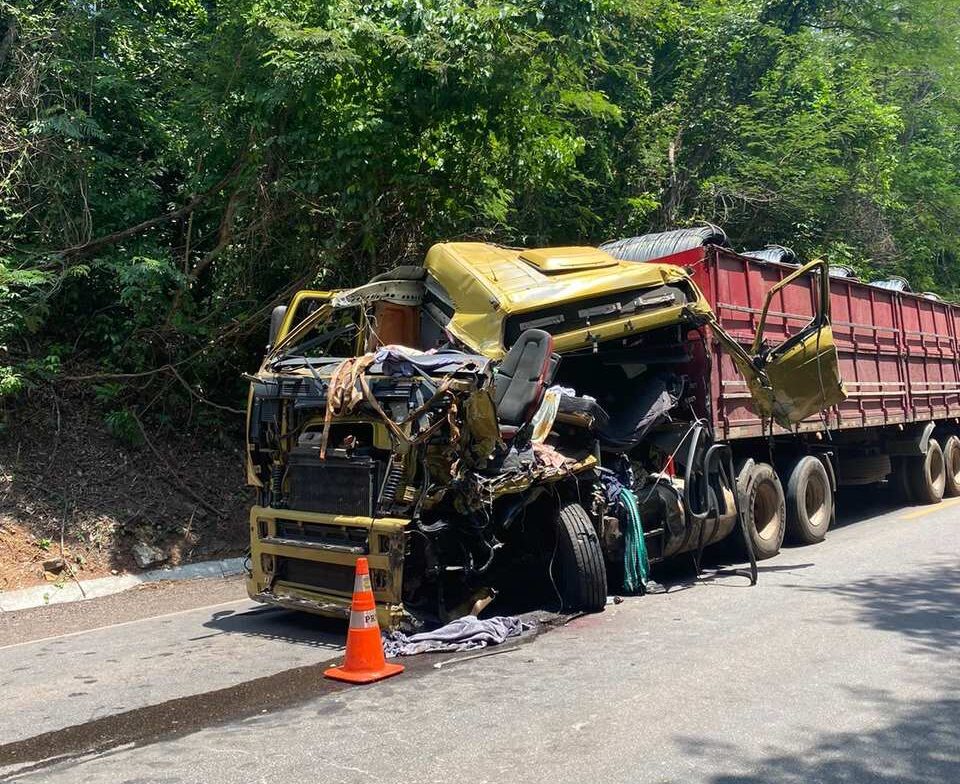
[{"left": 324, "top": 557, "right": 404, "bottom": 684}]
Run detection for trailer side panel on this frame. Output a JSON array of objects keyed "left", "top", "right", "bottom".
[{"left": 672, "top": 247, "right": 960, "bottom": 440}]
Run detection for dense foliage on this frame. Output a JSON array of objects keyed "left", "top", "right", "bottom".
[{"left": 2, "top": 0, "right": 960, "bottom": 421}]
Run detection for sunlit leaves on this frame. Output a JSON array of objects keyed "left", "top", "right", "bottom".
[{"left": 2, "top": 0, "right": 960, "bottom": 410}]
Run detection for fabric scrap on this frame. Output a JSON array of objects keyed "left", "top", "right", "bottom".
[
  {"left": 372, "top": 345, "right": 484, "bottom": 377},
  {"left": 383, "top": 614, "right": 527, "bottom": 657},
  {"left": 532, "top": 441, "right": 569, "bottom": 471}
]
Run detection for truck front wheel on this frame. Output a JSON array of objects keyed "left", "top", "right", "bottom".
[
  {"left": 551, "top": 501, "right": 607, "bottom": 612},
  {"left": 738, "top": 462, "right": 786, "bottom": 560},
  {"left": 785, "top": 456, "right": 833, "bottom": 545}
]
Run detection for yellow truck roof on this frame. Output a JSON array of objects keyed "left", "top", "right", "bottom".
[{"left": 424, "top": 242, "right": 701, "bottom": 357}]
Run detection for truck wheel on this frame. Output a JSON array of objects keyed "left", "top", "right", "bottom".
[
  {"left": 891, "top": 458, "right": 914, "bottom": 504},
  {"left": 737, "top": 462, "right": 786, "bottom": 560},
  {"left": 785, "top": 456, "right": 832, "bottom": 545},
  {"left": 942, "top": 436, "right": 960, "bottom": 498},
  {"left": 552, "top": 502, "right": 607, "bottom": 612},
  {"left": 908, "top": 438, "right": 946, "bottom": 505}
]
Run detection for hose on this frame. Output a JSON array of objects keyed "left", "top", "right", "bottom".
[
  {"left": 620, "top": 487, "right": 649, "bottom": 594},
  {"left": 714, "top": 445, "right": 758, "bottom": 586},
  {"left": 683, "top": 435, "right": 758, "bottom": 586},
  {"left": 683, "top": 423, "right": 714, "bottom": 522}
]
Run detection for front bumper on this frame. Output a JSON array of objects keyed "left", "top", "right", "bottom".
[{"left": 246, "top": 505, "right": 409, "bottom": 630}]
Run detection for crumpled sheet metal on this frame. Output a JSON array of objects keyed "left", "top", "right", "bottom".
[
  {"left": 463, "top": 387, "right": 502, "bottom": 464},
  {"left": 320, "top": 345, "right": 496, "bottom": 460},
  {"left": 467, "top": 449, "right": 598, "bottom": 502},
  {"left": 382, "top": 614, "right": 527, "bottom": 657}
]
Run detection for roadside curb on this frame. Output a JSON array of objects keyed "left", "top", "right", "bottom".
[{"left": 0, "top": 557, "right": 247, "bottom": 613}]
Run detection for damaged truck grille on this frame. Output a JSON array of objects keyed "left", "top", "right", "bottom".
[
  {"left": 286, "top": 454, "right": 382, "bottom": 517},
  {"left": 275, "top": 519, "right": 368, "bottom": 551},
  {"left": 276, "top": 556, "right": 356, "bottom": 594}
]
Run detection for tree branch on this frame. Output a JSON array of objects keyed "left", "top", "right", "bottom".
[
  {"left": 168, "top": 365, "right": 244, "bottom": 415},
  {"left": 53, "top": 164, "right": 242, "bottom": 260},
  {"left": 187, "top": 188, "right": 242, "bottom": 282}
]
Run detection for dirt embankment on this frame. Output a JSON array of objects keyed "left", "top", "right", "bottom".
[{"left": 0, "top": 385, "right": 250, "bottom": 592}]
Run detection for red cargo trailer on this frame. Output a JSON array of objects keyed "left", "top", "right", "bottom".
[
  {"left": 667, "top": 245, "right": 960, "bottom": 439},
  {"left": 600, "top": 232, "right": 960, "bottom": 561},
  {"left": 632, "top": 243, "right": 960, "bottom": 539}
]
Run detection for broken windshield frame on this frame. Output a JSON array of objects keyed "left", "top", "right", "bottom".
[
  {"left": 269, "top": 321, "right": 360, "bottom": 367},
  {"left": 266, "top": 297, "right": 335, "bottom": 362}
]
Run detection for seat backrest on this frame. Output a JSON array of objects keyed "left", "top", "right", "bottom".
[{"left": 493, "top": 329, "right": 556, "bottom": 428}]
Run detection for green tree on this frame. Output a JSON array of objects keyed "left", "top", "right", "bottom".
[{"left": 1, "top": 0, "right": 959, "bottom": 417}]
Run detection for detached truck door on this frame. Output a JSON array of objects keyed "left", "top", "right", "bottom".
[{"left": 746, "top": 258, "right": 847, "bottom": 427}]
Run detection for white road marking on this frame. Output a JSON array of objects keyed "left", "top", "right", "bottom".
[{"left": 0, "top": 598, "right": 256, "bottom": 652}]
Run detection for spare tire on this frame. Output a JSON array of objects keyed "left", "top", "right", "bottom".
[
  {"left": 942, "top": 435, "right": 960, "bottom": 498},
  {"left": 737, "top": 462, "right": 786, "bottom": 560},
  {"left": 785, "top": 456, "right": 832, "bottom": 545},
  {"left": 552, "top": 502, "right": 607, "bottom": 612}
]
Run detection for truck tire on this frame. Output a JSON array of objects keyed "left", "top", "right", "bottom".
[
  {"left": 552, "top": 502, "right": 607, "bottom": 612},
  {"left": 737, "top": 462, "right": 786, "bottom": 560},
  {"left": 908, "top": 438, "right": 946, "bottom": 505},
  {"left": 942, "top": 436, "right": 960, "bottom": 498},
  {"left": 785, "top": 456, "right": 833, "bottom": 545},
  {"left": 837, "top": 454, "right": 892, "bottom": 486},
  {"left": 891, "top": 457, "right": 914, "bottom": 504}
]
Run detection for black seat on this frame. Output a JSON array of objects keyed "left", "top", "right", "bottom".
[{"left": 493, "top": 329, "right": 557, "bottom": 437}]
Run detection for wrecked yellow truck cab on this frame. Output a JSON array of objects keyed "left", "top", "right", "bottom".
[
  {"left": 422, "top": 242, "right": 713, "bottom": 358},
  {"left": 244, "top": 240, "right": 844, "bottom": 629}
]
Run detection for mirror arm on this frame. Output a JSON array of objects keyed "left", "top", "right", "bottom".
[{"left": 819, "top": 257, "right": 831, "bottom": 323}]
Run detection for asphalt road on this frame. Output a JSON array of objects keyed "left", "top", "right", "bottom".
[{"left": 0, "top": 488, "right": 957, "bottom": 783}]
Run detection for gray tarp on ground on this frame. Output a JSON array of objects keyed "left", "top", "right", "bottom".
[{"left": 383, "top": 615, "right": 527, "bottom": 657}]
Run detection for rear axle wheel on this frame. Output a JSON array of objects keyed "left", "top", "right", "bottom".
[
  {"left": 737, "top": 462, "right": 786, "bottom": 560},
  {"left": 942, "top": 436, "right": 960, "bottom": 498},
  {"left": 907, "top": 438, "right": 946, "bottom": 505},
  {"left": 785, "top": 456, "right": 833, "bottom": 544}
]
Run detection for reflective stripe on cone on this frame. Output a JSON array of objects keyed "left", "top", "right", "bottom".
[
  {"left": 349, "top": 609, "right": 378, "bottom": 630},
  {"left": 354, "top": 573, "right": 373, "bottom": 595}
]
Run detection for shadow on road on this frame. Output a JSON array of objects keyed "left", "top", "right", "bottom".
[
  {"left": 674, "top": 554, "right": 960, "bottom": 783},
  {"left": 676, "top": 689, "right": 960, "bottom": 784},
  {"left": 652, "top": 482, "right": 921, "bottom": 592},
  {"left": 833, "top": 483, "right": 908, "bottom": 529},
  {"left": 800, "top": 558, "right": 960, "bottom": 659},
  {"left": 202, "top": 605, "right": 346, "bottom": 651}
]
